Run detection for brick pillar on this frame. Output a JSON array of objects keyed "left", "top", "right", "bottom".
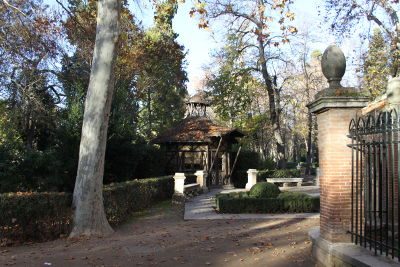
[
  {"left": 308, "top": 45, "right": 370, "bottom": 243},
  {"left": 311, "top": 93, "right": 372, "bottom": 245},
  {"left": 314, "top": 107, "right": 363, "bottom": 242}
]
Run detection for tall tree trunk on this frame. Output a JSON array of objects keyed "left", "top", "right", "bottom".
[
  {"left": 25, "top": 109, "right": 34, "bottom": 151},
  {"left": 70, "top": 0, "right": 120, "bottom": 237},
  {"left": 147, "top": 86, "right": 152, "bottom": 137},
  {"left": 257, "top": 38, "right": 286, "bottom": 168}
]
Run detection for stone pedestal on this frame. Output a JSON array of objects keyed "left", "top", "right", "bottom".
[
  {"left": 309, "top": 97, "right": 368, "bottom": 242},
  {"left": 195, "top": 170, "right": 208, "bottom": 192},
  {"left": 245, "top": 169, "right": 258, "bottom": 190},
  {"left": 172, "top": 173, "right": 186, "bottom": 204}
]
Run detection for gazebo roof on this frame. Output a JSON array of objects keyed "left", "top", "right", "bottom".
[
  {"left": 152, "top": 117, "right": 244, "bottom": 144},
  {"left": 185, "top": 92, "right": 210, "bottom": 106}
]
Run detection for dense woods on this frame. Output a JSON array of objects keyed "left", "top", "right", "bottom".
[
  {"left": 0, "top": 0, "right": 187, "bottom": 193},
  {"left": 0, "top": 0, "right": 396, "bottom": 194}
]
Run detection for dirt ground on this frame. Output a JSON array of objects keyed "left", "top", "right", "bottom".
[{"left": 0, "top": 201, "right": 319, "bottom": 267}]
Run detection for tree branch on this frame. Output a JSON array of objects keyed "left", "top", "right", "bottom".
[{"left": 1, "top": 0, "right": 26, "bottom": 16}]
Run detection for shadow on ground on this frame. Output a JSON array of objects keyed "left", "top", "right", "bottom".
[{"left": 0, "top": 201, "right": 318, "bottom": 267}]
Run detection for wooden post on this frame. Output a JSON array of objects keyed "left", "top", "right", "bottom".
[
  {"left": 209, "top": 137, "right": 222, "bottom": 174},
  {"left": 229, "top": 146, "right": 242, "bottom": 178}
]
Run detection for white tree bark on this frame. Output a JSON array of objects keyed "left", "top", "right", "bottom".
[{"left": 70, "top": 0, "right": 120, "bottom": 237}]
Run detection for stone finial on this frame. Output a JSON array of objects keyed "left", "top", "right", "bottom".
[{"left": 321, "top": 45, "right": 346, "bottom": 89}]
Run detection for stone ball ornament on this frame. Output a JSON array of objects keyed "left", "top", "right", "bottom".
[{"left": 321, "top": 45, "right": 346, "bottom": 89}]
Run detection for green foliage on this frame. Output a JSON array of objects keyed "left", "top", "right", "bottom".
[
  {"left": 277, "top": 192, "right": 320, "bottom": 212},
  {"left": 206, "top": 35, "right": 255, "bottom": 126},
  {"left": 104, "top": 142, "right": 167, "bottom": 183},
  {"left": 0, "top": 192, "right": 72, "bottom": 243},
  {"left": 184, "top": 173, "right": 197, "bottom": 184},
  {"left": 231, "top": 170, "right": 248, "bottom": 188},
  {"left": 215, "top": 192, "right": 320, "bottom": 214},
  {"left": 265, "top": 169, "right": 301, "bottom": 178},
  {"left": 231, "top": 150, "right": 262, "bottom": 188},
  {"left": 249, "top": 182, "right": 280, "bottom": 198},
  {"left": 257, "top": 170, "right": 270, "bottom": 181},
  {"left": 230, "top": 151, "right": 276, "bottom": 188},
  {"left": 0, "top": 142, "right": 168, "bottom": 193},
  {"left": 0, "top": 0, "right": 187, "bottom": 194},
  {"left": 0, "top": 176, "right": 174, "bottom": 243},
  {"left": 364, "top": 28, "right": 390, "bottom": 100},
  {"left": 235, "top": 150, "right": 262, "bottom": 170},
  {"left": 103, "top": 176, "right": 174, "bottom": 225},
  {"left": 260, "top": 158, "right": 276, "bottom": 170},
  {"left": 0, "top": 148, "right": 73, "bottom": 193},
  {"left": 216, "top": 194, "right": 283, "bottom": 213},
  {"left": 135, "top": 30, "right": 187, "bottom": 139}
]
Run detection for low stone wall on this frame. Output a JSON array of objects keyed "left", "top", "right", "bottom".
[
  {"left": 172, "top": 172, "right": 205, "bottom": 204},
  {"left": 309, "top": 227, "right": 400, "bottom": 267}
]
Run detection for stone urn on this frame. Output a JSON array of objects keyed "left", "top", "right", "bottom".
[
  {"left": 387, "top": 77, "right": 400, "bottom": 105},
  {"left": 321, "top": 45, "right": 346, "bottom": 88}
]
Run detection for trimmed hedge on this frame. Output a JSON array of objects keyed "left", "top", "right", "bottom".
[
  {"left": 249, "top": 182, "right": 280, "bottom": 198},
  {"left": 277, "top": 192, "right": 319, "bottom": 212},
  {"left": 215, "top": 191, "right": 319, "bottom": 214},
  {"left": 0, "top": 176, "right": 174, "bottom": 244},
  {"left": 103, "top": 176, "right": 174, "bottom": 225},
  {"left": 0, "top": 192, "right": 72, "bottom": 244}
]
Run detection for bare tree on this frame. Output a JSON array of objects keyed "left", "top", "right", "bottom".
[
  {"left": 325, "top": 0, "right": 399, "bottom": 76},
  {"left": 196, "top": 0, "right": 298, "bottom": 167}
]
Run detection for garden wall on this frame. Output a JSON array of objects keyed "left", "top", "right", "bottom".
[{"left": 0, "top": 176, "right": 174, "bottom": 245}]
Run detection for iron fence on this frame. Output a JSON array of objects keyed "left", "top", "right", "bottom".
[{"left": 348, "top": 108, "right": 400, "bottom": 259}]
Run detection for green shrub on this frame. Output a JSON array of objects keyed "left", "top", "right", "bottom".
[
  {"left": 266, "top": 169, "right": 301, "bottom": 178},
  {"left": 184, "top": 174, "right": 197, "bottom": 185},
  {"left": 215, "top": 191, "right": 320, "bottom": 214},
  {"left": 286, "top": 162, "right": 298, "bottom": 169},
  {"left": 0, "top": 192, "right": 72, "bottom": 243},
  {"left": 249, "top": 182, "right": 280, "bottom": 198},
  {"left": 103, "top": 176, "right": 174, "bottom": 225},
  {"left": 277, "top": 192, "right": 320, "bottom": 212},
  {"left": 104, "top": 142, "right": 167, "bottom": 183},
  {"left": 216, "top": 195, "right": 283, "bottom": 213},
  {"left": 0, "top": 139, "right": 168, "bottom": 193},
  {"left": 257, "top": 170, "right": 269, "bottom": 181},
  {"left": 0, "top": 176, "right": 174, "bottom": 244},
  {"left": 215, "top": 192, "right": 248, "bottom": 200},
  {"left": 234, "top": 150, "right": 261, "bottom": 170},
  {"left": 231, "top": 169, "right": 247, "bottom": 188},
  {"left": 259, "top": 158, "right": 276, "bottom": 170}
]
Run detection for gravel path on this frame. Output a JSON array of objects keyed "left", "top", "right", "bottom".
[{"left": 0, "top": 201, "right": 319, "bottom": 267}]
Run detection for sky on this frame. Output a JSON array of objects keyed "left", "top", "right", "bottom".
[
  {"left": 139, "top": 0, "right": 362, "bottom": 94},
  {"left": 46, "top": 0, "right": 366, "bottom": 94}
]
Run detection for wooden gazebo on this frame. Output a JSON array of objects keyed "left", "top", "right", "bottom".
[{"left": 152, "top": 92, "right": 244, "bottom": 187}]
